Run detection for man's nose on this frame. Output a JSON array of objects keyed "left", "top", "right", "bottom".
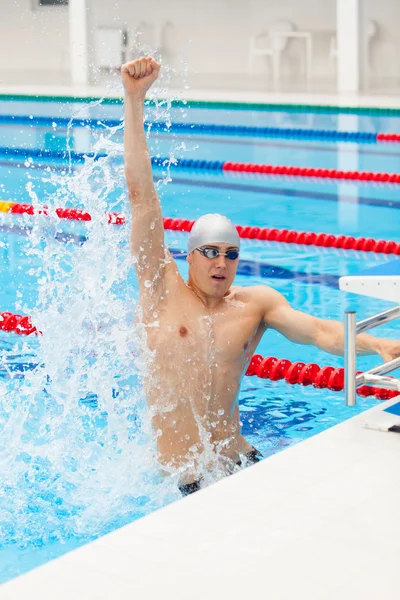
[{"left": 215, "top": 254, "right": 227, "bottom": 267}]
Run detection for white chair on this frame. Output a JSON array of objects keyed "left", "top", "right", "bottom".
[{"left": 249, "top": 20, "right": 294, "bottom": 78}]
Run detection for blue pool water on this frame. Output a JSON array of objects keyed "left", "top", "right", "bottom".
[{"left": 0, "top": 96, "right": 399, "bottom": 584}]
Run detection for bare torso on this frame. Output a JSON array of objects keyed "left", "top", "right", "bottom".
[{"left": 140, "top": 257, "right": 267, "bottom": 482}]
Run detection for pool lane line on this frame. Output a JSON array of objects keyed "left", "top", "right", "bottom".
[
  {"left": 0, "top": 146, "right": 106, "bottom": 163},
  {"left": 2, "top": 147, "right": 400, "bottom": 186},
  {"left": 161, "top": 176, "right": 400, "bottom": 210},
  {"left": 1, "top": 113, "right": 400, "bottom": 145},
  {"left": 159, "top": 133, "right": 400, "bottom": 160},
  {"left": 2, "top": 156, "right": 400, "bottom": 211},
  {"left": 2, "top": 93, "right": 400, "bottom": 117},
  {"left": 2, "top": 199, "right": 400, "bottom": 254},
  {"left": 0, "top": 157, "right": 399, "bottom": 211},
  {"left": 0, "top": 223, "right": 86, "bottom": 245},
  {"left": 218, "top": 160, "right": 400, "bottom": 185},
  {"left": 4, "top": 116, "right": 400, "bottom": 159}
]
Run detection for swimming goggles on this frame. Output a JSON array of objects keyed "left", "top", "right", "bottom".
[{"left": 195, "top": 246, "right": 239, "bottom": 260}]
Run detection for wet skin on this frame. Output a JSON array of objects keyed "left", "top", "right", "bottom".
[
  {"left": 139, "top": 242, "right": 267, "bottom": 483},
  {"left": 122, "top": 57, "right": 397, "bottom": 485}
]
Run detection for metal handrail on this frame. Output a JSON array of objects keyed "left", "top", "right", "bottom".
[
  {"left": 360, "top": 374, "right": 400, "bottom": 392},
  {"left": 356, "top": 306, "right": 400, "bottom": 334},
  {"left": 344, "top": 305, "right": 400, "bottom": 406},
  {"left": 356, "top": 356, "right": 400, "bottom": 385}
]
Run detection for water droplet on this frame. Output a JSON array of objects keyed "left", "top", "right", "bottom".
[
  {"left": 218, "top": 409, "right": 225, "bottom": 416},
  {"left": 144, "top": 280, "right": 152, "bottom": 288}
]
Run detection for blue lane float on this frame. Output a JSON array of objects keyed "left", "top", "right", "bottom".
[
  {"left": 0, "top": 146, "right": 107, "bottom": 162},
  {"left": 0, "top": 114, "right": 381, "bottom": 144}
]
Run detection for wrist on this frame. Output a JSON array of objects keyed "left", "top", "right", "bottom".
[
  {"left": 124, "top": 90, "right": 146, "bottom": 103},
  {"left": 371, "top": 336, "right": 384, "bottom": 355}
]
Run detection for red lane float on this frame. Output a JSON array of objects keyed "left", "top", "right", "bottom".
[
  {"left": 245, "top": 354, "right": 399, "bottom": 400},
  {"left": 1, "top": 310, "right": 397, "bottom": 401},
  {"left": 0, "top": 312, "right": 38, "bottom": 336},
  {"left": 0, "top": 200, "right": 126, "bottom": 225},
  {"left": 163, "top": 217, "right": 400, "bottom": 256},
  {"left": 222, "top": 161, "right": 400, "bottom": 184},
  {"left": 376, "top": 133, "right": 400, "bottom": 142},
  {"left": 2, "top": 201, "right": 400, "bottom": 256}
]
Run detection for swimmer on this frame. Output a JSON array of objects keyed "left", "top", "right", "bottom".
[{"left": 121, "top": 57, "right": 400, "bottom": 495}]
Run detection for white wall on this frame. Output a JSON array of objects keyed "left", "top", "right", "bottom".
[
  {"left": 0, "top": 0, "right": 399, "bottom": 89},
  {"left": 0, "top": 0, "right": 69, "bottom": 83},
  {"left": 364, "top": 0, "right": 400, "bottom": 82},
  {"left": 92, "top": 0, "right": 336, "bottom": 79}
]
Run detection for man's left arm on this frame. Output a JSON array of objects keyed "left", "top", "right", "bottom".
[{"left": 258, "top": 287, "right": 400, "bottom": 363}]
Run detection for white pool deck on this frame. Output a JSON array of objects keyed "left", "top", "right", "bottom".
[
  {"left": 340, "top": 259, "right": 400, "bottom": 304},
  {"left": 2, "top": 85, "right": 400, "bottom": 599},
  {"left": 2, "top": 397, "right": 400, "bottom": 600},
  {"left": 3, "top": 81, "right": 400, "bottom": 110}
]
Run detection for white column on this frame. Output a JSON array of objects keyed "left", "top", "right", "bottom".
[
  {"left": 336, "top": 0, "right": 364, "bottom": 92},
  {"left": 69, "top": 0, "right": 90, "bottom": 86}
]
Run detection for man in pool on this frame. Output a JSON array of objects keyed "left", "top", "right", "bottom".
[{"left": 121, "top": 57, "right": 400, "bottom": 496}]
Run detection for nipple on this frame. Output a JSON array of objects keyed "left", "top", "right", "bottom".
[{"left": 179, "top": 326, "right": 188, "bottom": 337}]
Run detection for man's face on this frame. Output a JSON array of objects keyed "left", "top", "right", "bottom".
[{"left": 187, "top": 242, "right": 239, "bottom": 297}]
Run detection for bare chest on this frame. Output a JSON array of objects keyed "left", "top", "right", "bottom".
[{"left": 144, "top": 295, "right": 263, "bottom": 364}]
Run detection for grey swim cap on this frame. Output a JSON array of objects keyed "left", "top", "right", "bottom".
[{"left": 187, "top": 214, "right": 240, "bottom": 255}]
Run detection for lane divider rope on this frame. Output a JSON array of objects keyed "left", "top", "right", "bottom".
[
  {"left": 4, "top": 146, "right": 400, "bottom": 185},
  {"left": 1, "top": 311, "right": 397, "bottom": 400},
  {"left": 220, "top": 160, "right": 400, "bottom": 184},
  {"left": 3, "top": 94, "right": 400, "bottom": 116},
  {"left": 246, "top": 354, "right": 399, "bottom": 400},
  {"left": 163, "top": 217, "right": 400, "bottom": 255},
  {"left": 1, "top": 114, "right": 400, "bottom": 144},
  {"left": 1, "top": 201, "right": 399, "bottom": 255},
  {"left": 3, "top": 146, "right": 400, "bottom": 185}
]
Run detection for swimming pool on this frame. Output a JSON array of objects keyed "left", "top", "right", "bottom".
[{"left": 1, "top": 95, "right": 399, "bottom": 584}]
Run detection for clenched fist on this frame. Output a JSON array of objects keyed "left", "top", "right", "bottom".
[{"left": 121, "top": 57, "right": 161, "bottom": 98}]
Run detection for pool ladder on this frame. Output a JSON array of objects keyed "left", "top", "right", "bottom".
[{"left": 344, "top": 306, "right": 400, "bottom": 405}]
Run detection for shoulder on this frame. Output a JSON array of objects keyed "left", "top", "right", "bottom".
[
  {"left": 232, "top": 284, "right": 284, "bottom": 304},
  {"left": 230, "top": 285, "right": 290, "bottom": 321}
]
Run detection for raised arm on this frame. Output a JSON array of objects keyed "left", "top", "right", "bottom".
[
  {"left": 121, "top": 57, "right": 167, "bottom": 296},
  {"left": 255, "top": 286, "right": 400, "bottom": 363}
]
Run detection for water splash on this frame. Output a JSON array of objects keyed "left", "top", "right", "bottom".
[{"left": 0, "top": 62, "right": 193, "bottom": 554}]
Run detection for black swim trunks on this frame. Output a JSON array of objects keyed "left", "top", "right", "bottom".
[
  {"left": 178, "top": 446, "right": 263, "bottom": 497},
  {"left": 178, "top": 479, "right": 202, "bottom": 496}
]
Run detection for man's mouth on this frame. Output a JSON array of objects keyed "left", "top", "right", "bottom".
[{"left": 212, "top": 275, "right": 226, "bottom": 280}]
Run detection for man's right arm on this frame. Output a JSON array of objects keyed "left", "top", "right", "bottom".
[{"left": 122, "top": 57, "right": 167, "bottom": 295}]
